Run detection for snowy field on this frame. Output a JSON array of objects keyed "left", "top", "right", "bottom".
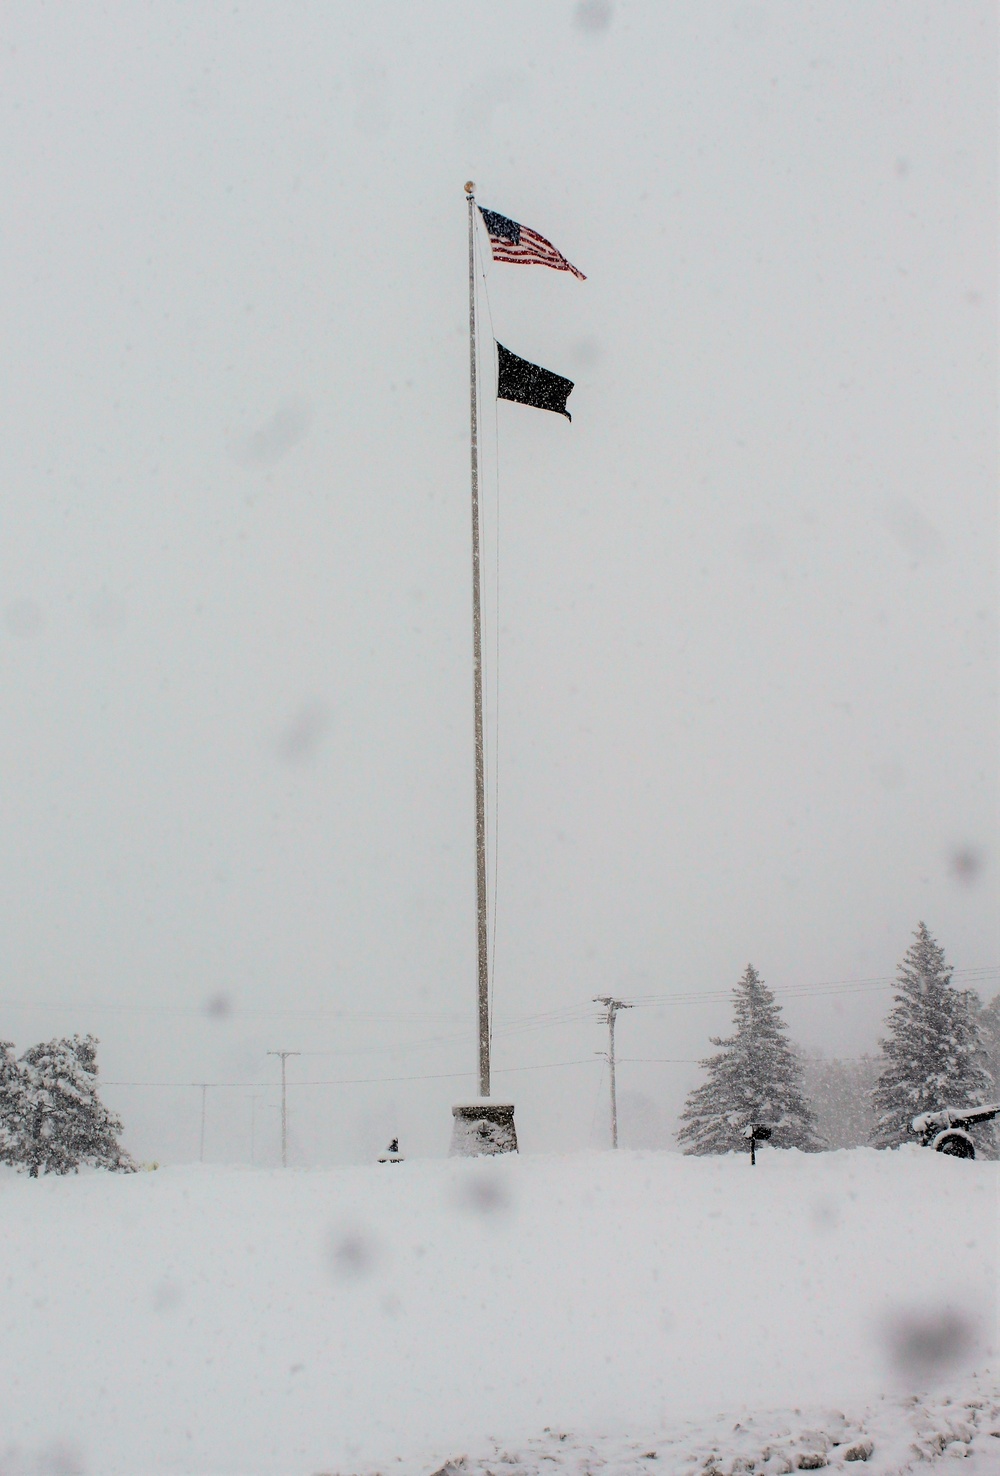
[{"left": 0, "top": 1147, "right": 997, "bottom": 1476}]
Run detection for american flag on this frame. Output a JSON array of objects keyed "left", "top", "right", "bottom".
[{"left": 479, "top": 206, "right": 586, "bottom": 280}]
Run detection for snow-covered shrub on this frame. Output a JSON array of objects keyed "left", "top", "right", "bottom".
[
  {"left": 17, "top": 1035, "right": 134, "bottom": 1176},
  {"left": 0, "top": 1040, "right": 28, "bottom": 1166}
]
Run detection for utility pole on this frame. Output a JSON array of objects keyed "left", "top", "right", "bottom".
[
  {"left": 197, "top": 1083, "right": 208, "bottom": 1163},
  {"left": 267, "top": 1051, "right": 300, "bottom": 1167},
  {"left": 594, "top": 997, "right": 631, "bottom": 1149},
  {"left": 247, "top": 1094, "right": 264, "bottom": 1166},
  {"left": 465, "top": 180, "right": 490, "bottom": 1099}
]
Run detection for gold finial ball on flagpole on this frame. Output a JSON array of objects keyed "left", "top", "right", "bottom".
[{"left": 464, "top": 180, "right": 475, "bottom": 195}]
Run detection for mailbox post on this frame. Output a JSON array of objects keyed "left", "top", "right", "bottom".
[{"left": 743, "top": 1122, "right": 771, "bottom": 1167}]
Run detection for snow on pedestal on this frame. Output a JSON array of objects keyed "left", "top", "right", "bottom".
[{"left": 449, "top": 1100, "right": 517, "bottom": 1156}]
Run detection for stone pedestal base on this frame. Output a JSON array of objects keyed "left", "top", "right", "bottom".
[{"left": 449, "top": 1101, "right": 517, "bottom": 1157}]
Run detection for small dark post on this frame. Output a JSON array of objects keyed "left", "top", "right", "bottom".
[{"left": 744, "top": 1122, "right": 771, "bottom": 1166}]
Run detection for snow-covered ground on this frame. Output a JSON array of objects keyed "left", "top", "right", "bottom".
[{"left": 0, "top": 1146, "right": 996, "bottom": 1475}]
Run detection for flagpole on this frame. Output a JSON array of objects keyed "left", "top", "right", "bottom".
[{"left": 465, "top": 181, "right": 490, "bottom": 1100}]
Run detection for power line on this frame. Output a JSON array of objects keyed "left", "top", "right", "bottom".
[
  {"left": 4, "top": 966, "right": 997, "bottom": 1027},
  {"left": 619, "top": 1057, "right": 700, "bottom": 1064},
  {"left": 626, "top": 967, "right": 1000, "bottom": 1010},
  {"left": 98, "top": 1051, "right": 897, "bottom": 1089},
  {"left": 497, "top": 1058, "right": 595, "bottom": 1075},
  {"left": 0, "top": 1001, "right": 472, "bottom": 1022},
  {"left": 11, "top": 975, "right": 962, "bottom": 1021},
  {"left": 293, "top": 1036, "right": 469, "bottom": 1056},
  {"left": 619, "top": 1056, "right": 880, "bottom": 1064},
  {"left": 101, "top": 1058, "right": 601, "bottom": 1089}
]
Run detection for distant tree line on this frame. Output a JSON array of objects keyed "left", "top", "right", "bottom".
[
  {"left": 4, "top": 926, "right": 997, "bottom": 1171},
  {"left": 797, "top": 1054, "right": 880, "bottom": 1149},
  {"left": 677, "top": 923, "right": 1000, "bottom": 1157},
  {"left": 0, "top": 1034, "right": 133, "bottom": 1176}
]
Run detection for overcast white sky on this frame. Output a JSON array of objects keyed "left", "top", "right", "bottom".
[{"left": 1, "top": 1, "right": 996, "bottom": 1164}]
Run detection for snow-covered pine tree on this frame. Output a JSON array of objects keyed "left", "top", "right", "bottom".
[
  {"left": 18, "top": 1035, "right": 134, "bottom": 1176},
  {"left": 0, "top": 1041, "right": 28, "bottom": 1166},
  {"left": 677, "top": 964, "right": 823, "bottom": 1154},
  {"left": 870, "top": 923, "right": 995, "bottom": 1152}
]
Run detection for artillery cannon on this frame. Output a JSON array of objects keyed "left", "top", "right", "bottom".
[{"left": 910, "top": 1103, "right": 1000, "bottom": 1159}]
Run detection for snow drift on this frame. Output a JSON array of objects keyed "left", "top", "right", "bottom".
[{"left": 0, "top": 1146, "right": 995, "bottom": 1474}]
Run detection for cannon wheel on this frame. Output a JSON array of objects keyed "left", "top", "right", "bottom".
[{"left": 933, "top": 1129, "right": 976, "bottom": 1159}]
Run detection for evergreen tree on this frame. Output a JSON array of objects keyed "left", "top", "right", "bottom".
[
  {"left": 0, "top": 1041, "right": 28, "bottom": 1166},
  {"left": 18, "top": 1035, "right": 134, "bottom": 1176},
  {"left": 677, "top": 964, "right": 823, "bottom": 1154},
  {"left": 871, "top": 924, "right": 994, "bottom": 1152}
]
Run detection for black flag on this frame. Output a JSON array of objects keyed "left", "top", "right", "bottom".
[{"left": 496, "top": 342, "right": 574, "bottom": 421}]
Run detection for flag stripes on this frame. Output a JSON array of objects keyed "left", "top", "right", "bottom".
[{"left": 479, "top": 207, "right": 586, "bottom": 280}]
